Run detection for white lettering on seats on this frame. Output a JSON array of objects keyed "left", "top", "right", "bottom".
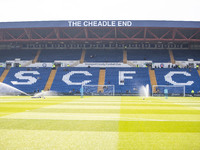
[
  {"left": 11, "top": 71, "right": 40, "bottom": 85},
  {"left": 164, "top": 71, "right": 194, "bottom": 86},
  {"left": 62, "top": 71, "right": 92, "bottom": 85}
]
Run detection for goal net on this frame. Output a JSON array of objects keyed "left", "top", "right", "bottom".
[
  {"left": 152, "top": 85, "right": 185, "bottom": 97},
  {"left": 82, "top": 85, "right": 115, "bottom": 96}
]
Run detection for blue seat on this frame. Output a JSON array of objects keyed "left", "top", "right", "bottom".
[
  {"left": 51, "top": 67, "right": 100, "bottom": 93},
  {"left": 3, "top": 67, "right": 51, "bottom": 93},
  {"left": 105, "top": 68, "right": 151, "bottom": 94},
  {"left": 0, "top": 68, "right": 4, "bottom": 76},
  {"left": 3, "top": 67, "right": 200, "bottom": 95},
  {"left": 173, "top": 50, "right": 200, "bottom": 61},
  {"left": 85, "top": 49, "right": 123, "bottom": 62},
  {"left": 0, "top": 49, "right": 37, "bottom": 62},
  {"left": 127, "top": 49, "right": 170, "bottom": 62},
  {"left": 38, "top": 49, "right": 82, "bottom": 62},
  {"left": 155, "top": 68, "right": 200, "bottom": 94}
]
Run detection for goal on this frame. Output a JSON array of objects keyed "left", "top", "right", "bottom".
[
  {"left": 82, "top": 85, "right": 115, "bottom": 96},
  {"left": 152, "top": 85, "right": 185, "bottom": 97}
]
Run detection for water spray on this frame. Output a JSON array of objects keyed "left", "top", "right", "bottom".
[
  {"left": 0, "top": 82, "right": 29, "bottom": 96},
  {"left": 139, "top": 84, "right": 149, "bottom": 100}
]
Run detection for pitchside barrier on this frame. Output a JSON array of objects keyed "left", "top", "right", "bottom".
[
  {"left": 152, "top": 85, "right": 185, "bottom": 97},
  {"left": 82, "top": 85, "right": 115, "bottom": 96}
]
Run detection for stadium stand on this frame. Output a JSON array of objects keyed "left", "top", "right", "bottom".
[
  {"left": 0, "top": 69, "right": 9, "bottom": 83},
  {"left": 123, "top": 50, "right": 127, "bottom": 63},
  {"left": 0, "top": 68, "right": 5, "bottom": 78},
  {"left": 33, "top": 50, "right": 41, "bottom": 63},
  {"left": 127, "top": 49, "right": 170, "bottom": 62},
  {"left": 149, "top": 69, "right": 157, "bottom": 93},
  {"left": 80, "top": 49, "right": 86, "bottom": 63},
  {"left": 97, "top": 69, "right": 106, "bottom": 93},
  {"left": 173, "top": 50, "right": 200, "bottom": 61},
  {"left": 105, "top": 68, "right": 151, "bottom": 94},
  {"left": 3, "top": 67, "right": 51, "bottom": 93},
  {"left": 0, "top": 20, "right": 200, "bottom": 96},
  {"left": 84, "top": 49, "right": 123, "bottom": 62},
  {"left": 0, "top": 49, "right": 37, "bottom": 62},
  {"left": 198, "top": 70, "right": 200, "bottom": 77},
  {"left": 155, "top": 68, "right": 200, "bottom": 94},
  {"left": 169, "top": 49, "right": 175, "bottom": 64},
  {"left": 38, "top": 49, "right": 82, "bottom": 62},
  {"left": 51, "top": 67, "right": 100, "bottom": 93},
  {"left": 44, "top": 69, "right": 57, "bottom": 91}
]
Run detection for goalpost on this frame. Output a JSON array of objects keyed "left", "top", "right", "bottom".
[
  {"left": 152, "top": 85, "right": 185, "bottom": 97},
  {"left": 82, "top": 85, "right": 115, "bottom": 96}
]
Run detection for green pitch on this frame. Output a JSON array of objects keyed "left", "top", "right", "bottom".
[{"left": 0, "top": 96, "right": 200, "bottom": 150}]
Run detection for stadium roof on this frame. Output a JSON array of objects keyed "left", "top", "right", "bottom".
[
  {"left": 0, "top": 20, "right": 200, "bottom": 29},
  {"left": 0, "top": 20, "right": 199, "bottom": 43}
]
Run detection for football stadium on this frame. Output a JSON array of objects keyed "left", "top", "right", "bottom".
[{"left": 0, "top": 20, "right": 200, "bottom": 149}]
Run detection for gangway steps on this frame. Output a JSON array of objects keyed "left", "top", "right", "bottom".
[
  {"left": 123, "top": 49, "right": 127, "bottom": 64},
  {"left": 97, "top": 69, "right": 106, "bottom": 93},
  {"left": 33, "top": 49, "right": 41, "bottom": 63},
  {"left": 80, "top": 49, "right": 86, "bottom": 64},
  {"left": 0, "top": 69, "right": 9, "bottom": 83},
  {"left": 44, "top": 69, "right": 57, "bottom": 91},
  {"left": 169, "top": 49, "right": 175, "bottom": 64},
  {"left": 198, "top": 70, "right": 200, "bottom": 77},
  {"left": 149, "top": 69, "right": 157, "bottom": 93}
]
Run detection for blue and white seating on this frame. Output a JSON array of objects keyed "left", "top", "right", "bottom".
[
  {"left": 51, "top": 67, "right": 100, "bottom": 93},
  {"left": 3, "top": 67, "right": 51, "bottom": 93},
  {"left": 105, "top": 68, "right": 151, "bottom": 94},
  {"left": 0, "top": 68, "right": 4, "bottom": 76},
  {"left": 155, "top": 68, "right": 200, "bottom": 93},
  {"left": 3, "top": 66, "right": 200, "bottom": 95}
]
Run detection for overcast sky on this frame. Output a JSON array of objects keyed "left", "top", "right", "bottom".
[{"left": 0, "top": 0, "right": 200, "bottom": 22}]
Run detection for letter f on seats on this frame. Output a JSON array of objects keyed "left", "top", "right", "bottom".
[{"left": 119, "top": 71, "right": 136, "bottom": 85}]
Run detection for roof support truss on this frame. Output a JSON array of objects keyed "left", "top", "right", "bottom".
[{"left": 0, "top": 27, "right": 199, "bottom": 42}]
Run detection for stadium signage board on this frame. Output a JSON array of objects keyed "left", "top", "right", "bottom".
[
  {"left": 67, "top": 20, "right": 133, "bottom": 27},
  {"left": 1, "top": 20, "right": 200, "bottom": 29}
]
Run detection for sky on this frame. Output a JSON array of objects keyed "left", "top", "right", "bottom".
[{"left": 0, "top": 0, "right": 200, "bottom": 22}]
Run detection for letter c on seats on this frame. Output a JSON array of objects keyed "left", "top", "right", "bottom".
[
  {"left": 62, "top": 71, "right": 92, "bottom": 85},
  {"left": 164, "top": 71, "right": 194, "bottom": 86}
]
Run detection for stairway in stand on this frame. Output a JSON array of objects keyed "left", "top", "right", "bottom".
[
  {"left": 33, "top": 49, "right": 41, "bottom": 63},
  {"left": 123, "top": 49, "right": 127, "bottom": 64},
  {"left": 198, "top": 70, "right": 200, "bottom": 77},
  {"left": 44, "top": 69, "right": 57, "bottom": 91},
  {"left": 0, "top": 69, "right": 9, "bottom": 82},
  {"left": 149, "top": 69, "right": 157, "bottom": 93},
  {"left": 80, "top": 49, "right": 86, "bottom": 64},
  {"left": 97, "top": 69, "right": 106, "bottom": 93},
  {"left": 169, "top": 49, "right": 175, "bottom": 64}
]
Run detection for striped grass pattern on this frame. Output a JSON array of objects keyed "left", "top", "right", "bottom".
[{"left": 0, "top": 96, "right": 200, "bottom": 150}]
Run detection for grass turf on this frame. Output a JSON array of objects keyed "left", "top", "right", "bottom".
[{"left": 0, "top": 96, "right": 200, "bottom": 150}]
